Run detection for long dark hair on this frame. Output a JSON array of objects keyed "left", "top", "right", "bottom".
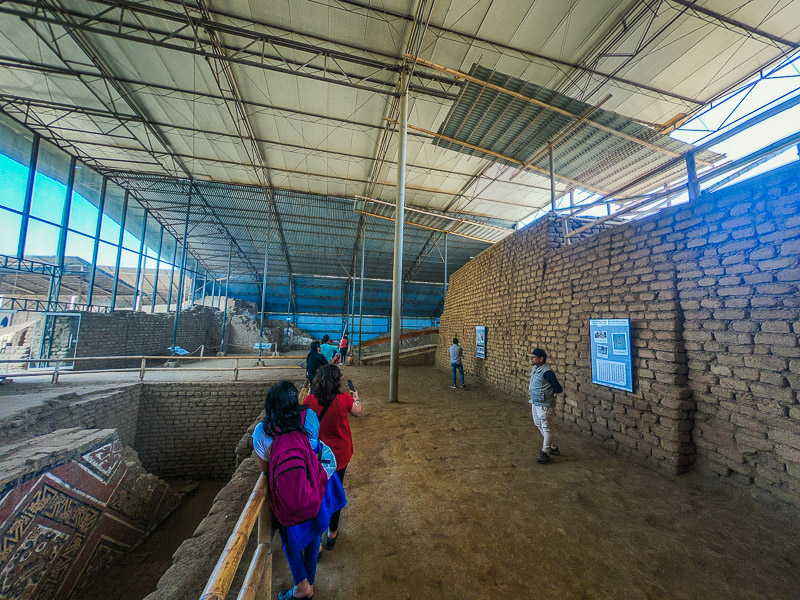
[
  {"left": 311, "top": 364, "right": 341, "bottom": 408},
  {"left": 262, "top": 380, "right": 307, "bottom": 438}
]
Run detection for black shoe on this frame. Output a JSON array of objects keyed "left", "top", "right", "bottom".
[
  {"left": 549, "top": 446, "right": 560, "bottom": 456},
  {"left": 325, "top": 531, "right": 338, "bottom": 550},
  {"left": 536, "top": 450, "right": 550, "bottom": 464}
]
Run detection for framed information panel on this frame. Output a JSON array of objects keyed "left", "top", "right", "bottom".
[
  {"left": 589, "top": 319, "right": 633, "bottom": 392},
  {"left": 475, "top": 326, "right": 486, "bottom": 359}
]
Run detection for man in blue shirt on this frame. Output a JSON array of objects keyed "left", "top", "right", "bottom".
[
  {"left": 449, "top": 338, "right": 464, "bottom": 389},
  {"left": 320, "top": 335, "right": 338, "bottom": 363}
]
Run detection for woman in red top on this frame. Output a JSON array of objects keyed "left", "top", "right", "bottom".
[{"left": 305, "top": 364, "right": 362, "bottom": 550}]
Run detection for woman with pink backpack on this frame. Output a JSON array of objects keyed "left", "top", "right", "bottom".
[{"left": 252, "top": 381, "right": 346, "bottom": 600}]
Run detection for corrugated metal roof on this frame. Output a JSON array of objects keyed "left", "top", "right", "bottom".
[{"left": 435, "top": 64, "right": 724, "bottom": 198}]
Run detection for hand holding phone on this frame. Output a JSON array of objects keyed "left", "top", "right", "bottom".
[{"left": 347, "top": 379, "right": 360, "bottom": 402}]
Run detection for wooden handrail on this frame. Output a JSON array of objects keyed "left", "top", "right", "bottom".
[
  {"left": 201, "top": 473, "right": 272, "bottom": 600},
  {"left": 235, "top": 544, "right": 271, "bottom": 600},
  {"left": 0, "top": 354, "right": 302, "bottom": 364},
  {"left": 357, "top": 327, "right": 439, "bottom": 348}
]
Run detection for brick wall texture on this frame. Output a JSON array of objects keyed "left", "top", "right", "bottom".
[
  {"left": 0, "top": 386, "right": 140, "bottom": 447},
  {"left": 437, "top": 163, "right": 800, "bottom": 507},
  {"left": 0, "top": 381, "right": 271, "bottom": 482},
  {"left": 28, "top": 305, "right": 222, "bottom": 370},
  {"left": 134, "top": 383, "right": 269, "bottom": 480}
]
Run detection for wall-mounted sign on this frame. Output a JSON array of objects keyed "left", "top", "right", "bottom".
[
  {"left": 590, "top": 319, "right": 633, "bottom": 392},
  {"left": 475, "top": 326, "right": 486, "bottom": 359}
]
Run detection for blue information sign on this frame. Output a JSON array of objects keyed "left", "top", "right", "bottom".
[
  {"left": 589, "top": 319, "right": 633, "bottom": 392},
  {"left": 475, "top": 326, "right": 486, "bottom": 359}
]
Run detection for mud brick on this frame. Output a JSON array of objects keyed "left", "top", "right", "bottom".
[{"left": 438, "top": 169, "right": 800, "bottom": 501}]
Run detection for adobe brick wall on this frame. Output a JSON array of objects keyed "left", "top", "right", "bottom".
[
  {"left": 438, "top": 163, "right": 800, "bottom": 505},
  {"left": 28, "top": 305, "right": 222, "bottom": 370},
  {"left": 134, "top": 382, "right": 270, "bottom": 480},
  {"left": 0, "top": 385, "right": 141, "bottom": 447}
]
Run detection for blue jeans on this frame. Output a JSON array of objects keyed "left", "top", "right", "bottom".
[
  {"left": 451, "top": 362, "right": 464, "bottom": 386},
  {"left": 283, "top": 534, "right": 320, "bottom": 585}
]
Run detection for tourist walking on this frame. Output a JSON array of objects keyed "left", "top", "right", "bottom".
[
  {"left": 252, "top": 381, "right": 346, "bottom": 599},
  {"left": 336, "top": 333, "right": 349, "bottom": 365},
  {"left": 449, "top": 337, "right": 464, "bottom": 388},
  {"left": 528, "top": 348, "right": 564, "bottom": 464},
  {"left": 303, "top": 364, "right": 362, "bottom": 550},
  {"left": 305, "top": 341, "right": 328, "bottom": 385}
]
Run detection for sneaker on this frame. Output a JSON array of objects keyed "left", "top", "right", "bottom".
[
  {"left": 549, "top": 446, "right": 560, "bottom": 456},
  {"left": 460, "top": 384, "right": 466, "bottom": 388},
  {"left": 450, "top": 385, "right": 456, "bottom": 388},
  {"left": 535, "top": 450, "right": 550, "bottom": 464}
]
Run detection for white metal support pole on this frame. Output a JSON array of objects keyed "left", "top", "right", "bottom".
[
  {"left": 443, "top": 233, "right": 448, "bottom": 300},
  {"left": 170, "top": 190, "right": 191, "bottom": 354},
  {"left": 349, "top": 276, "right": 357, "bottom": 339},
  {"left": 221, "top": 243, "right": 233, "bottom": 354},
  {"left": 358, "top": 229, "right": 366, "bottom": 364},
  {"left": 686, "top": 151, "right": 700, "bottom": 201},
  {"left": 549, "top": 144, "right": 556, "bottom": 212},
  {"left": 257, "top": 238, "right": 269, "bottom": 362},
  {"left": 389, "top": 69, "right": 408, "bottom": 403}
]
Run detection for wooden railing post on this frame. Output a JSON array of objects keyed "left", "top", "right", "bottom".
[
  {"left": 51, "top": 360, "right": 60, "bottom": 383},
  {"left": 139, "top": 357, "right": 147, "bottom": 381},
  {"left": 234, "top": 358, "right": 240, "bottom": 381},
  {"left": 200, "top": 344, "right": 205, "bottom": 359}
]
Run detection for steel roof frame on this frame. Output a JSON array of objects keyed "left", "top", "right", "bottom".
[{"left": 0, "top": 0, "right": 797, "bottom": 317}]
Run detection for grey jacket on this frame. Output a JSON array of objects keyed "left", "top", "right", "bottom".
[{"left": 529, "top": 365, "right": 556, "bottom": 408}]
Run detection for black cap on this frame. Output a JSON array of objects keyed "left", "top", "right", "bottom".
[{"left": 530, "top": 348, "right": 547, "bottom": 360}]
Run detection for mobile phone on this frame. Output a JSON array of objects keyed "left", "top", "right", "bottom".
[{"left": 347, "top": 379, "right": 355, "bottom": 392}]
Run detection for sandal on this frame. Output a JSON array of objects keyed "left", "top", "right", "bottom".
[{"left": 277, "top": 587, "right": 313, "bottom": 600}]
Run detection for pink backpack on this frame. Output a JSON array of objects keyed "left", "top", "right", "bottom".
[{"left": 268, "top": 411, "right": 328, "bottom": 527}]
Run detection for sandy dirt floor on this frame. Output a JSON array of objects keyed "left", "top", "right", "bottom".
[
  {"left": 5, "top": 362, "right": 799, "bottom": 599},
  {"left": 264, "top": 364, "right": 800, "bottom": 600}
]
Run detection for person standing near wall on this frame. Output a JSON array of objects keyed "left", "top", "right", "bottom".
[
  {"left": 449, "top": 337, "right": 464, "bottom": 388},
  {"left": 528, "top": 348, "right": 564, "bottom": 464},
  {"left": 336, "top": 333, "right": 349, "bottom": 365}
]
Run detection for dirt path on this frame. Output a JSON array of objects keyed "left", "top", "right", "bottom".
[{"left": 266, "top": 365, "right": 800, "bottom": 600}]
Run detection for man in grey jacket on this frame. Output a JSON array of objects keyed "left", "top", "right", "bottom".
[{"left": 528, "top": 348, "right": 563, "bottom": 464}]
